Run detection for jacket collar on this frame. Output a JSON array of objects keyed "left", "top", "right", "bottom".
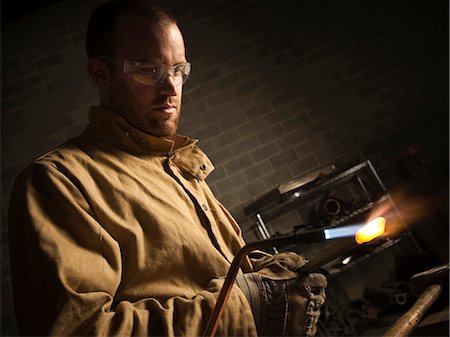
[
  {"left": 85, "top": 106, "right": 214, "bottom": 180},
  {"left": 85, "top": 106, "right": 196, "bottom": 155}
]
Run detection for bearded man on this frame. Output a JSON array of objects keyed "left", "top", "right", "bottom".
[{"left": 8, "top": 1, "right": 326, "bottom": 336}]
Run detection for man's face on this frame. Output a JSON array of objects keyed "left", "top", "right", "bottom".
[{"left": 105, "top": 13, "right": 187, "bottom": 137}]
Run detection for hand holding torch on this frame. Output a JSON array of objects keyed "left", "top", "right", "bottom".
[{"left": 203, "top": 217, "right": 387, "bottom": 337}]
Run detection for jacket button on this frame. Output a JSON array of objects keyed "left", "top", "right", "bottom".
[
  {"left": 201, "top": 204, "right": 208, "bottom": 211},
  {"left": 200, "top": 164, "right": 207, "bottom": 170}
]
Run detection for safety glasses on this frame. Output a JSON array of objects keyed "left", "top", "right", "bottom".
[{"left": 101, "top": 56, "right": 191, "bottom": 86}]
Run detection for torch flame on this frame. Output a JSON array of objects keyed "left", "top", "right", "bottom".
[{"left": 355, "top": 217, "right": 386, "bottom": 244}]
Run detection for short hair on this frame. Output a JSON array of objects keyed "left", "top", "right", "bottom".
[{"left": 85, "top": 0, "right": 177, "bottom": 57}]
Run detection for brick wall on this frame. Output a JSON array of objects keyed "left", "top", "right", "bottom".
[{"left": 2, "top": 0, "right": 448, "bottom": 334}]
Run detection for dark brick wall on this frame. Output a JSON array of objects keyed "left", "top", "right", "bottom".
[{"left": 2, "top": 0, "right": 448, "bottom": 334}]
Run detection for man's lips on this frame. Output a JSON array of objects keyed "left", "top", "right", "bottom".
[{"left": 153, "top": 104, "right": 177, "bottom": 114}]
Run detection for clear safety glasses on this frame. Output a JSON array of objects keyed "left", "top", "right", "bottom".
[{"left": 101, "top": 56, "right": 191, "bottom": 86}]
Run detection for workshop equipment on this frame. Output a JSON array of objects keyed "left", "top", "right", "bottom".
[{"left": 382, "top": 263, "right": 449, "bottom": 337}]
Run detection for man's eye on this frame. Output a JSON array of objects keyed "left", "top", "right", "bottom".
[
  {"left": 142, "top": 67, "right": 158, "bottom": 74},
  {"left": 174, "top": 65, "right": 187, "bottom": 75}
]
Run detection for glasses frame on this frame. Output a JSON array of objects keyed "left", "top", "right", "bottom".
[{"left": 100, "top": 56, "right": 192, "bottom": 86}]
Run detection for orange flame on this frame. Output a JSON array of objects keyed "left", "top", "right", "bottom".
[
  {"left": 365, "top": 190, "right": 443, "bottom": 238},
  {"left": 355, "top": 217, "right": 386, "bottom": 244}
]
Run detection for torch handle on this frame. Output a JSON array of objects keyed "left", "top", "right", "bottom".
[
  {"left": 202, "top": 230, "right": 325, "bottom": 337},
  {"left": 203, "top": 229, "right": 340, "bottom": 337}
]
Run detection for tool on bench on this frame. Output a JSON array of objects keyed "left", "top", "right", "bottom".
[{"left": 382, "top": 263, "right": 449, "bottom": 337}]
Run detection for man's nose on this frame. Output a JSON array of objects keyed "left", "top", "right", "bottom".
[{"left": 160, "top": 74, "right": 178, "bottom": 96}]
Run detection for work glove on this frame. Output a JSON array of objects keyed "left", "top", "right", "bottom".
[{"left": 236, "top": 252, "right": 327, "bottom": 336}]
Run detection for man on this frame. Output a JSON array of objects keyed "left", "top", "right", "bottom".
[{"left": 8, "top": 1, "right": 326, "bottom": 336}]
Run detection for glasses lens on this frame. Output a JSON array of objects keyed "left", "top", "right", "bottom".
[
  {"left": 172, "top": 63, "right": 191, "bottom": 85},
  {"left": 124, "top": 60, "right": 163, "bottom": 85},
  {"left": 124, "top": 60, "right": 191, "bottom": 86},
  {"left": 180, "top": 63, "right": 192, "bottom": 84}
]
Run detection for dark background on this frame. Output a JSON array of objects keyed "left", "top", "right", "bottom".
[{"left": 2, "top": 0, "right": 448, "bottom": 335}]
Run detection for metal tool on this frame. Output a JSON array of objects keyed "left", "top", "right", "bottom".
[{"left": 382, "top": 263, "right": 449, "bottom": 337}]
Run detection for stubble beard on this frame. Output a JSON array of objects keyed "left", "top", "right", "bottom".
[{"left": 109, "top": 79, "right": 180, "bottom": 138}]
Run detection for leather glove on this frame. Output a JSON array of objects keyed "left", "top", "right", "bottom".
[{"left": 236, "top": 252, "right": 327, "bottom": 336}]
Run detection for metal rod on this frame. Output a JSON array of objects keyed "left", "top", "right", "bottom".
[
  {"left": 255, "top": 213, "right": 278, "bottom": 253},
  {"left": 382, "top": 284, "right": 443, "bottom": 337},
  {"left": 255, "top": 213, "right": 271, "bottom": 240},
  {"left": 296, "top": 237, "right": 356, "bottom": 273}
]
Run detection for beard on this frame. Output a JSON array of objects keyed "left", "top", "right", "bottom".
[{"left": 108, "top": 77, "right": 180, "bottom": 137}]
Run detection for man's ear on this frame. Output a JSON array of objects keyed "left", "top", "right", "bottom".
[{"left": 87, "top": 57, "right": 110, "bottom": 88}]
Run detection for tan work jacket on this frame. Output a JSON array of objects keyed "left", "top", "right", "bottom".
[{"left": 9, "top": 106, "right": 257, "bottom": 337}]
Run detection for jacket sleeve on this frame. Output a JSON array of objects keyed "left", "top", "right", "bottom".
[{"left": 8, "top": 162, "right": 257, "bottom": 337}]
